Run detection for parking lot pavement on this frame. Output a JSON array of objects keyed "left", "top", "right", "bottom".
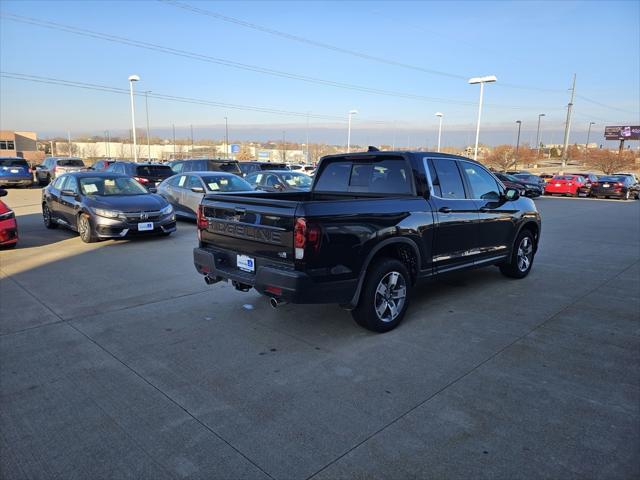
[{"left": 1, "top": 188, "right": 639, "bottom": 479}]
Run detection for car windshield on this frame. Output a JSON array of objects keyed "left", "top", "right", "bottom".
[
  {"left": 552, "top": 175, "right": 576, "bottom": 180},
  {"left": 278, "top": 172, "right": 312, "bottom": 187},
  {"left": 502, "top": 174, "right": 521, "bottom": 182},
  {"left": 58, "top": 159, "right": 85, "bottom": 167},
  {"left": 209, "top": 161, "right": 241, "bottom": 173},
  {"left": 202, "top": 174, "right": 253, "bottom": 192},
  {"left": 79, "top": 176, "right": 149, "bottom": 196},
  {"left": 0, "top": 158, "right": 28, "bottom": 167},
  {"left": 514, "top": 174, "right": 538, "bottom": 182}
]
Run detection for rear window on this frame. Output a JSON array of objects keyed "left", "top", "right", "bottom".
[
  {"left": 207, "top": 161, "right": 241, "bottom": 174},
  {"left": 552, "top": 175, "right": 576, "bottom": 180},
  {"left": 315, "top": 158, "right": 412, "bottom": 194},
  {"left": 261, "top": 163, "right": 289, "bottom": 170},
  {"left": 0, "top": 158, "right": 28, "bottom": 168},
  {"left": 57, "top": 159, "right": 84, "bottom": 167},
  {"left": 599, "top": 176, "right": 625, "bottom": 182},
  {"left": 135, "top": 165, "right": 173, "bottom": 177}
]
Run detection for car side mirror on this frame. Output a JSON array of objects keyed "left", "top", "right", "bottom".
[
  {"left": 504, "top": 188, "right": 520, "bottom": 201},
  {"left": 191, "top": 186, "right": 205, "bottom": 193},
  {"left": 274, "top": 183, "right": 284, "bottom": 191}
]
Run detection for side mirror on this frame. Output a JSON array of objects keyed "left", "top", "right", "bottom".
[
  {"left": 504, "top": 188, "right": 520, "bottom": 201},
  {"left": 0, "top": 188, "right": 7, "bottom": 197},
  {"left": 274, "top": 183, "right": 284, "bottom": 191},
  {"left": 191, "top": 186, "right": 205, "bottom": 194}
]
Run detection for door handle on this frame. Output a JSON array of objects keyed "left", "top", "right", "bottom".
[
  {"left": 479, "top": 206, "right": 492, "bottom": 212},
  {"left": 438, "top": 207, "right": 452, "bottom": 214}
]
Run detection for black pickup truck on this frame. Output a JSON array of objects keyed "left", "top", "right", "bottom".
[{"left": 194, "top": 150, "right": 541, "bottom": 332}]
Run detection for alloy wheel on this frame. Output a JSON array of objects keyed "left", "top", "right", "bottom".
[
  {"left": 374, "top": 271, "right": 407, "bottom": 323},
  {"left": 43, "top": 205, "right": 51, "bottom": 226},
  {"left": 78, "top": 216, "right": 90, "bottom": 241},
  {"left": 517, "top": 236, "right": 533, "bottom": 272}
]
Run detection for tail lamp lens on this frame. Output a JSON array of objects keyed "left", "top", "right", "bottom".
[
  {"left": 197, "top": 205, "right": 208, "bottom": 230},
  {"left": 294, "top": 217, "right": 321, "bottom": 260}
]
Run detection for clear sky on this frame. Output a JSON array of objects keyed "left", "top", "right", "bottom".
[{"left": 1, "top": 0, "right": 638, "bottom": 146}]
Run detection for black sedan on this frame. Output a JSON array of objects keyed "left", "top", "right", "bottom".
[
  {"left": 244, "top": 170, "right": 312, "bottom": 192},
  {"left": 495, "top": 173, "right": 543, "bottom": 198},
  {"left": 591, "top": 176, "right": 640, "bottom": 200},
  {"left": 42, "top": 172, "right": 176, "bottom": 243}
]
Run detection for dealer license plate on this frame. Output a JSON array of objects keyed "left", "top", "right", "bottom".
[
  {"left": 603, "top": 183, "right": 610, "bottom": 188},
  {"left": 138, "top": 222, "right": 154, "bottom": 231},
  {"left": 237, "top": 254, "right": 255, "bottom": 272}
]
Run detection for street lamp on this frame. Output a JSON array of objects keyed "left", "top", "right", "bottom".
[
  {"left": 224, "top": 117, "right": 229, "bottom": 159},
  {"left": 128, "top": 74, "right": 140, "bottom": 162},
  {"left": 585, "top": 122, "right": 595, "bottom": 161},
  {"left": 514, "top": 120, "right": 522, "bottom": 169},
  {"left": 468, "top": 75, "right": 497, "bottom": 160},
  {"left": 435, "top": 112, "right": 444, "bottom": 152},
  {"left": 144, "top": 91, "right": 152, "bottom": 161},
  {"left": 535, "top": 113, "right": 545, "bottom": 160},
  {"left": 347, "top": 109, "right": 358, "bottom": 153}
]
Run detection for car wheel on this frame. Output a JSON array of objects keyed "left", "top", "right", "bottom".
[
  {"left": 351, "top": 257, "right": 411, "bottom": 333},
  {"left": 42, "top": 203, "right": 58, "bottom": 229},
  {"left": 499, "top": 230, "right": 535, "bottom": 279},
  {"left": 78, "top": 213, "right": 97, "bottom": 243}
]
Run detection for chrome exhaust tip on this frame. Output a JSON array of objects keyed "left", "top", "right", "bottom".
[{"left": 269, "top": 297, "right": 287, "bottom": 309}]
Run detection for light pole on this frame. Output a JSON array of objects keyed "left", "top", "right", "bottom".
[
  {"left": 190, "top": 124, "right": 194, "bottom": 156},
  {"left": 585, "top": 122, "right": 595, "bottom": 161},
  {"left": 172, "top": 123, "right": 176, "bottom": 159},
  {"left": 347, "top": 109, "right": 358, "bottom": 153},
  {"left": 128, "top": 74, "right": 140, "bottom": 162},
  {"left": 224, "top": 117, "right": 229, "bottom": 159},
  {"left": 514, "top": 120, "right": 522, "bottom": 169},
  {"left": 469, "top": 75, "right": 497, "bottom": 160},
  {"left": 144, "top": 91, "right": 151, "bottom": 161},
  {"left": 104, "top": 130, "right": 110, "bottom": 158},
  {"left": 435, "top": 112, "right": 444, "bottom": 152},
  {"left": 282, "top": 131, "right": 286, "bottom": 162},
  {"left": 535, "top": 113, "right": 545, "bottom": 160}
]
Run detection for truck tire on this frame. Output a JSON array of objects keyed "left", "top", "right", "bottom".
[
  {"left": 351, "top": 257, "right": 412, "bottom": 333},
  {"left": 499, "top": 229, "right": 535, "bottom": 279}
]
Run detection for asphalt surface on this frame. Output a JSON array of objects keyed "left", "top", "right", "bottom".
[{"left": 1, "top": 188, "right": 639, "bottom": 480}]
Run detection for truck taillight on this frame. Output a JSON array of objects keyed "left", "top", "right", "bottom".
[
  {"left": 134, "top": 176, "right": 149, "bottom": 183},
  {"left": 294, "top": 217, "right": 321, "bottom": 260},
  {"left": 197, "top": 205, "right": 208, "bottom": 230}
]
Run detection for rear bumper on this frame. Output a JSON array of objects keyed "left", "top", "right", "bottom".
[
  {"left": 0, "top": 220, "right": 18, "bottom": 246},
  {"left": 193, "top": 247, "right": 357, "bottom": 304},
  {"left": 0, "top": 177, "right": 33, "bottom": 187}
]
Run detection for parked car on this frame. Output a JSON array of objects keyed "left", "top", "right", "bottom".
[
  {"left": 91, "top": 159, "right": 116, "bottom": 172},
  {"left": 106, "top": 162, "right": 173, "bottom": 190},
  {"left": 170, "top": 158, "right": 242, "bottom": 176},
  {"left": 0, "top": 157, "right": 33, "bottom": 188},
  {"left": 158, "top": 172, "right": 255, "bottom": 219},
  {"left": 494, "top": 173, "right": 540, "bottom": 197},
  {"left": 590, "top": 176, "right": 640, "bottom": 200},
  {"left": 568, "top": 173, "right": 599, "bottom": 196},
  {"left": 244, "top": 170, "right": 313, "bottom": 192},
  {"left": 35, "top": 157, "right": 85, "bottom": 186},
  {"left": 42, "top": 172, "right": 176, "bottom": 243},
  {"left": 544, "top": 175, "right": 586, "bottom": 196},
  {"left": 238, "top": 162, "right": 289, "bottom": 177},
  {"left": 0, "top": 188, "right": 18, "bottom": 248},
  {"left": 193, "top": 151, "right": 541, "bottom": 332}
]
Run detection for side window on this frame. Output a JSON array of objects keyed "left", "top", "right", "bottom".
[
  {"left": 61, "top": 176, "right": 79, "bottom": 194},
  {"left": 186, "top": 176, "right": 203, "bottom": 189},
  {"left": 172, "top": 162, "right": 184, "bottom": 174},
  {"left": 245, "top": 173, "right": 258, "bottom": 185},
  {"left": 462, "top": 163, "right": 501, "bottom": 200},
  {"left": 430, "top": 159, "right": 466, "bottom": 199},
  {"left": 52, "top": 176, "right": 66, "bottom": 190},
  {"left": 264, "top": 174, "right": 280, "bottom": 187}
]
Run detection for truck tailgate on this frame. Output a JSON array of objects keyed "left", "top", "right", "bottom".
[{"left": 200, "top": 194, "right": 301, "bottom": 263}]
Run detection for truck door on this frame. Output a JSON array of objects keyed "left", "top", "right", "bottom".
[{"left": 425, "top": 158, "right": 480, "bottom": 272}]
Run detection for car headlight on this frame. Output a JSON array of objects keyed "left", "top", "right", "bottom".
[
  {"left": 160, "top": 204, "right": 173, "bottom": 216},
  {"left": 93, "top": 208, "right": 121, "bottom": 218}
]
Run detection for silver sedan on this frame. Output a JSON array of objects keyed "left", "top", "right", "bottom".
[{"left": 157, "top": 171, "right": 255, "bottom": 219}]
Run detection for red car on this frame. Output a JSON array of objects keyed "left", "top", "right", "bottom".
[
  {"left": 0, "top": 188, "right": 18, "bottom": 248},
  {"left": 544, "top": 175, "right": 586, "bottom": 196}
]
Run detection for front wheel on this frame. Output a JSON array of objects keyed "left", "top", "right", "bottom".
[
  {"left": 78, "top": 214, "right": 97, "bottom": 243},
  {"left": 499, "top": 230, "right": 535, "bottom": 279},
  {"left": 351, "top": 257, "right": 412, "bottom": 333}
]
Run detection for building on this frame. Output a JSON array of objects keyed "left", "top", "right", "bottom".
[{"left": 0, "top": 131, "right": 43, "bottom": 163}]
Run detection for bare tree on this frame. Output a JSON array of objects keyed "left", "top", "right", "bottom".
[
  {"left": 585, "top": 150, "right": 636, "bottom": 174},
  {"left": 236, "top": 145, "right": 254, "bottom": 161},
  {"left": 483, "top": 145, "right": 516, "bottom": 171}
]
